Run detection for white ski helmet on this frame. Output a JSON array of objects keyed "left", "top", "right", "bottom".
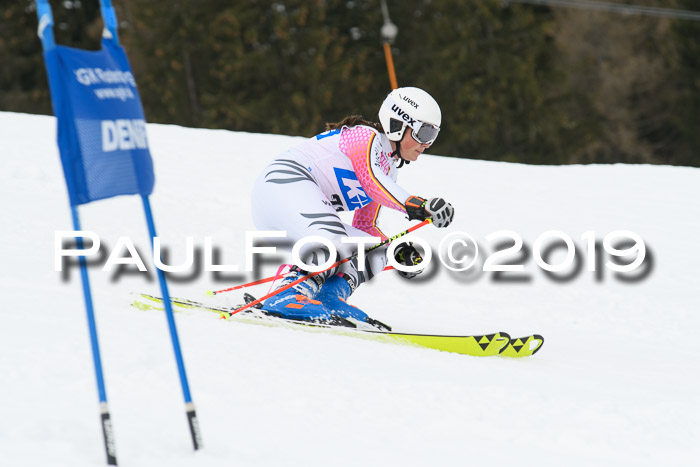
[{"left": 378, "top": 87, "right": 441, "bottom": 145}]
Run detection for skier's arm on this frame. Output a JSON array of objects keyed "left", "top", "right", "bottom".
[
  {"left": 340, "top": 127, "right": 410, "bottom": 213},
  {"left": 352, "top": 200, "right": 388, "bottom": 241}
]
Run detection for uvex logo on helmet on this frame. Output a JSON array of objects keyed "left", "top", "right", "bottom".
[
  {"left": 391, "top": 104, "right": 416, "bottom": 125},
  {"left": 401, "top": 95, "right": 419, "bottom": 108}
]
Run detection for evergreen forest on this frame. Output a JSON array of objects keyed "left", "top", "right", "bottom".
[{"left": 2, "top": 0, "right": 699, "bottom": 166}]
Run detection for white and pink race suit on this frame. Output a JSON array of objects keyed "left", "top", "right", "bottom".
[{"left": 251, "top": 125, "right": 412, "bottom": 287}]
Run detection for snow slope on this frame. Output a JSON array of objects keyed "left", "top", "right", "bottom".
[{"left": 1, "top": 111, "right": 698, "bottom": 466}]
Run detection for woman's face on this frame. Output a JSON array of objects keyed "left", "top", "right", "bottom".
[{"left": 399, "top": 129, "right": 432, "bottom": 162}]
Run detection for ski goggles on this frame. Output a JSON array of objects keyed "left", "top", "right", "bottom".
[{"left": 411, "top": 121, "right": 440, "bottom": 145}]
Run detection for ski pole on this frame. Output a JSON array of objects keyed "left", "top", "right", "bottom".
[
  {"left": 223, "top": 219, "right": 432, "bottom": 316},
  {"left": 207, "top": 275, "right": 278, "bottom": 296},
  {"left": 208, "top": 265, "right": 397, "bottom": 296},
  {"left": 207, "top": 219, "right": 429, "bottom": 296}
]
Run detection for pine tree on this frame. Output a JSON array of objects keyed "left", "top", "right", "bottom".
[{"left": 0, "top": 0, "right": 102, "bottom": 115}]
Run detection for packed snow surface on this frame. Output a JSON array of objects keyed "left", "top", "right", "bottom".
[{"left": 1, "top": 111, "right": 698, "bottom": 466}]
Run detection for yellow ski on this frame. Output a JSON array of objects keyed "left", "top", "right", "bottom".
[{"left": 132, "top": 293, "right": 543, "bottom": 358}]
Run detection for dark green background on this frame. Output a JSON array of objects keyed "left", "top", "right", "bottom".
[{"left": 2, "top": 0, "right": 698, "bottom": 166}]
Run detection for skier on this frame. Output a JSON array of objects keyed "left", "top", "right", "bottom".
[{"left": 251, "top": 87, "right": 454, "bottom": 326}]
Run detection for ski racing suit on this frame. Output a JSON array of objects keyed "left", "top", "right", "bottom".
[{"left": 251, "top": 125, "right": 411, "bottom": 289}]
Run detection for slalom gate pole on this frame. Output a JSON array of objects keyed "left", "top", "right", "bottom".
[
  {"left": 141, "top": 196, "right": 202, "bottom": 451},
  {"left": 37, "top": 0, "right": 204, "bottom": 460},
  {"left": 223, "top": 219, "right": 432, "bottom": 315},
  {"left": 70, "top": 206, "right": 118, "bottom": 466}
]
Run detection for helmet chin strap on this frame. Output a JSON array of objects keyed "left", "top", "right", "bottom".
[{"left": 392, "top": 138, "right": 411, "bottom": 168}]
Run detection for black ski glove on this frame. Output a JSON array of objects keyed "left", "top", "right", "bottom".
[
  {"left": 394, "top": 242, "right": 423, "bottom": 279},
  {"left": 405, "top": 195, "right": 454, "bottom": 228}
]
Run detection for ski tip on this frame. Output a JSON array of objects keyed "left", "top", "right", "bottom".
[
  {"left": 530, "top": 334, "right": 545, "bottom": 355},
  {"left": 205, "top": 290, "right": 215, "bottom": 297},
  {"left": 499, "top": 334, "right": 545, "bottom": 358}
]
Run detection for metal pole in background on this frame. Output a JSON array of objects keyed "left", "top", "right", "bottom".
[{"left": 379, "top": 0, "right": 399, "bottom": 89}]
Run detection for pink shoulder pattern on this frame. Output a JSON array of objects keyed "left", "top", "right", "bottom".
[{"left": 339, "top": 126, "right": 405, "bottom": 212}]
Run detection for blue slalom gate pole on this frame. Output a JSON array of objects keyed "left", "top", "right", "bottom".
[
  {"left": 37, "top": 2, "right": 118, "bottom": 463},
  {"left": 70, "top": 207, "right": 118, "bottom": 465},
  {"left": 36, "top": 0, "right": 203, "bottom": 461},
  {"left": 141, "top": 196, "right": 202, "bottom": 450}
]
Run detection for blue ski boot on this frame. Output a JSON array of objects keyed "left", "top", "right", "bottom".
[
  {"left": 316, "top": 274, "right": 369, "bottom": 322},
  {"left": 261, "top": 268, "right": 331, "bottom": 323},
  {"left": 317, "top": 275, "right": 392, "bottom": 331}
]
